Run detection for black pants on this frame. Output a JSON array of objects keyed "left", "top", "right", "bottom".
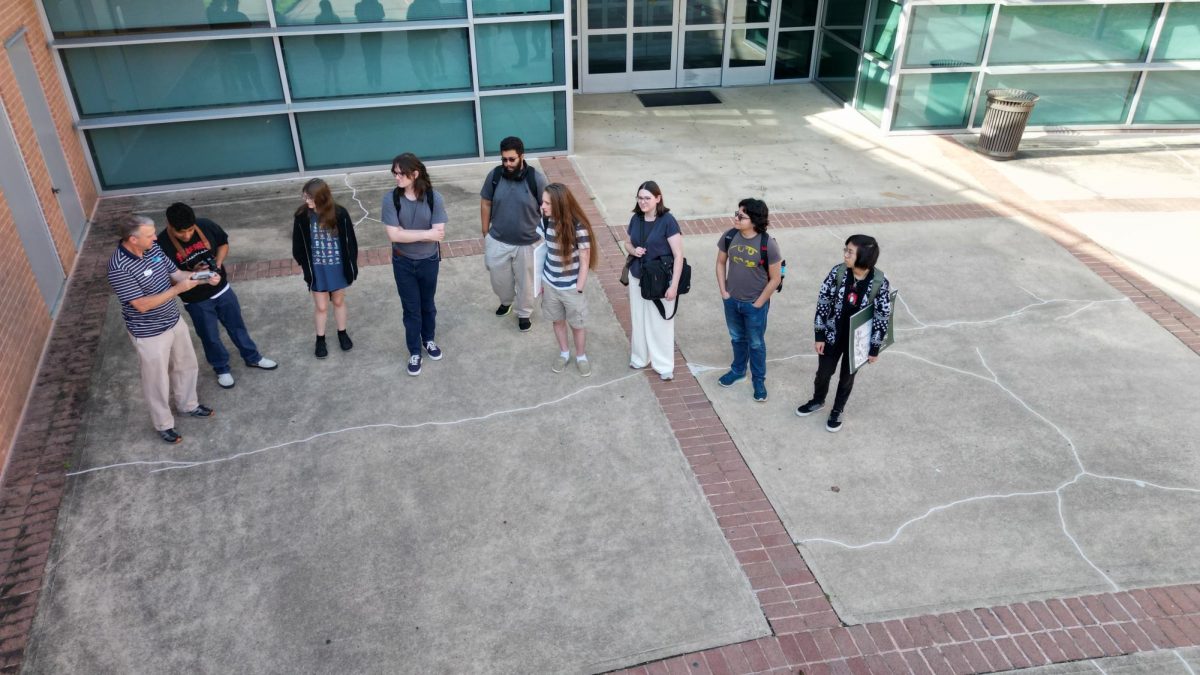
[{"left": 812, "top": 340, "right": 856, "bottom": 412}]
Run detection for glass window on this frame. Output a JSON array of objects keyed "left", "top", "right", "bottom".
[
  {"left": 866, "top": 0, "right": 900, "bottom": 61},
  {"left": 989, "top": 4, "right": 1158, "bottom": 65},
  {"left": 61, "top": 40, "right": 282, "bottom": 116},
  {"left": 480, "top": 92, "right": 567, "bottom": 153},
  {"left": 779, "top": 0, "right": 817, "bottom": 28},
  {"left": 816, "top": 32, "right": 860, "bottom": 102},
  {"left": 633, "top": 0, "right": 673, "bottom": 26},
  {"left": 1134, "top": 72, "right": 1200, "bottom": 123},
  {"left": 827, "top": 28, "right": 863, "bottom": 47},
  {"left": 683, "top": 30, "right": 724, "bottom": 69},
  {"left": 903, "top": 4, "right": 991, "bottom": 68},
  {"left": 87, "top": 116, "right": 296, "bottom": 189},
  {"left": 588, "top": 0, "right": 628, "bottom": 28},
  {"left": 633, "top": 32, "right": 672, "bottom": 70},
  {"left": 731, "top": 0, "right": 772, "bottom": 24},
  {"left": 1154, "top": 2, "right": 1200, "bottom": 60},
  {"left": 855, "top": 59, "right": 889, "bottom": 124},
  {"left": 44, "top": 0, "right": 269, "bottom": 37},
  {"left": 281, "top": 30, "right": 471, "bottom": 100},
  {"left": 893, "top": 73, "right": 975, "bottom": 129},
  {"left": 297, "top": 102, "right": 477, "bottom": 168},
  {"left": 588, "top": 35, "right": 626, "bottom": 73},
  {"left": 825, "top": 0, "right": 867, "bottom": 27},
  {"left": 474, "top": 0, "right": 559, "bottom": 17},
  {"left": 774, "top": 30, "right": 814, "bottom": 80},
  {"left": 686, "top": 0, "right": 724, "bottom": 25},
  {"left": 274, "top": 0, "right": 467, "bottom": 25},
  {"left": 973, "top": 73, "right": 1139, "bottom": 126},
  {"left": 729, "top": 29, "right": 770, "bottom": 67},
  {"left": 477, "top": 22, "right": 565, "bottom": 88}
]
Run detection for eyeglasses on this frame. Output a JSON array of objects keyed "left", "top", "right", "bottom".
[
  {"left": 636, "top": 195, "right": 655, "bottom": 201},
  {"left": 733, "top": 212, "right": 749, "bottom": 221},
  {"left": 843, "top": 247, "right": 855, "bottom": 256},
  {"left": 392, "top": 170, "right": 406, "bottom": 177},
  {"left": 501, "top": 156, "right": 521, "bottom": 164}
]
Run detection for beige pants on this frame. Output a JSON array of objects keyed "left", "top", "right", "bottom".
[
  {"left": 629, "top": 275, "right": 676, "bottom": 377},
  {"left": 130, "top": 318, "right": 199, "bottom": 431},
  {"left": 484, "top": 235, "right": 536, "bottom": 319}
]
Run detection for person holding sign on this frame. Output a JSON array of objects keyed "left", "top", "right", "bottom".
[{"left": 795, "top": 235, "right": 891, "bottom": 432}]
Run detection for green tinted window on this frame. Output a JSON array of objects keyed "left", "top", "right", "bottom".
[
  {"left": 855, "top": 59, "right": 889, "bottom": 124},
  {"left": 281, "top": 30, "right": 471, "bottom": 100},
  {"left": 1134, "top": 72, "right": 1200, "bottom": 123},
  {"left": 88, "top": 116, "right": 296, "bottom": 189},
  {"left": 297, "top": 103, "right": 478, "bottom": 168},
  {"left": 903, "top": 5, "right": 991, "bottom": 68},
  {"left": 474, "top": 0, "right": 559, "bottom": 17},
  {"left": 1154, "top": 3, "right": 1200, "bottom": 60},
  {"left": 774, "top": 30, "right": 814, "bottom": 80},
  {"left": 817, "top": 32, "right": 860, "bottom": 102},
  {"left": 481, "top": 92, "right": 567, "bottom": 153},
  {"left": 990, "top": 4, "right": 1158, "bottom": 65},
  {"left": 62, "top": 40, "right": 282, "bottom": 116},
  {"left": 825, "top": 0, "right": 867, "bottom": 26},
  {"left": 893, "top": 73, "right": 975, "bottom": 130},
  {"left": 477, "top": 22, "right": 565, "bottom": 88},
  {"left": 974, "top": 73, "right": 1138, "bottom": 126},
  {"left": 866, "top": 0, "right": 901, "bottom": 61},
  {"left": 274, "top": 0, "right": 466, "bottom": 25},
  {"left": 44, "top": 0, "right": 268, "bottom": 37},
  {"left": 779, "top": 0, "right": 817, "bottom": 28}
]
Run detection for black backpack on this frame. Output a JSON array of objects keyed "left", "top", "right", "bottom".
[
  {"left": 721, "top": 228, "right": 784, "bottom": 292},
  {"left": 489, "top": 165, "right": 540, "bottom": 203},
  {"left": 391, "top": 187, "right": 439, "bottom": 257}
]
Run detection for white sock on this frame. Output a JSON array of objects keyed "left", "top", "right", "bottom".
[
  {"left": 576, "top": 354, "right": 588, "bottom": 362},
  {"left": 560, "top": 351, "right": 570, "bottom": 359}
]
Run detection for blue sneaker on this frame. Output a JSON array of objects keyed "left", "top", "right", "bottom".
[
  {"left": 753, "top": 382, "right": 768, "bottom": 402},
  {"left": 717, "top": 371, "right": 745, "bottom": 387}
]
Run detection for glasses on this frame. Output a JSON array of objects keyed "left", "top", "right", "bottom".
[
  {"left": 501, "top": 156, "right": 521, "bottom": 164},
  {"left": 733, "top": 212, "right": 749, "bottom": 220},
  {"left": 636, "top": 195, "right": 655, "bottom": 201},
  {"left": 392, "top": 170, "right": 406, "bottom": 177},
  {"left": 843, "top": 248, "right": 855, "bottom": 256}
]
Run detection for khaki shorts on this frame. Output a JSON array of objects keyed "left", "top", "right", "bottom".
[{"left": 541, "top": 284, "right": 588, "bottom": 328}]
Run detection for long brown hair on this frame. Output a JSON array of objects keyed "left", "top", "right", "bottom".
[
  {"left": 298, "top": 178, "right": 338, "bottom": 233},
  {"left": 544, "top": 183, "right": 599, "bottom": 271},
  {"left": 392, "top": 153, "right": 432, "bottom": 200}
]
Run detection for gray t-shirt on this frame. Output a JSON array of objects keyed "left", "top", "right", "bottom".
[
  {"left": 721, "top": 231, "right": 782, "bottom": 302},
  {"left": 479, "top": 165, "right": 548, "bottom": 246},
  {"left": 381, "top": 189, "right": 448, "bottom": 260}
]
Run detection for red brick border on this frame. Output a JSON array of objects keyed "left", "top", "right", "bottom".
[{"left": 1, "top": 158, "right": 1198, "bottom": 674}]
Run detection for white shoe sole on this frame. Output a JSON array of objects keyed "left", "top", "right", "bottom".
[
  {"left": 826, "top": 423, "right": 842, "bottom": 432},
  {"left": 795, "top": 407, "right": 822, "bottom": 417}
]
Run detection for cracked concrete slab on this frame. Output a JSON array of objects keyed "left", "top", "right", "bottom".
[
  {"left": 672, "top": 217, "right": 1200, "bottom": 624},
  {"left": 25, "top": 259, "right": 767, "bottom": 674},
  {"left": 1013, "top": 646, "right": 1200, "bottom": 674}
]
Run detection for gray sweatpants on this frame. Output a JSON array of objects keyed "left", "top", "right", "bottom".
[{"left": 484, "top": 235, "right": 536, "bottom": 319}]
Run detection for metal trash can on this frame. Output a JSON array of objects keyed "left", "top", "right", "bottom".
[{"left": 977, "top": 89, "right": 1039, "bottom": 160}]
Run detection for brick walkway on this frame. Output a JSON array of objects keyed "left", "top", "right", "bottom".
[{"left": 0, "top": 154, "right": 1197, "bottom": 673}]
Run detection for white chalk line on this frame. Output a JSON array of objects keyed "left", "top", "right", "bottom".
[
  {"left": 67, "top": 373, "right": 641, "bottom": 477},
  {"left": 1091, "top": 659, "right": 1109, "bottom": 674},
  {"left": 896, "top": 297, "right": 1127, "bottom": 332},
  {"left": 798, "top": 346, "right": 1200, "bottom": 592},
  {"left": 343, "top": 173, "right": 381, "bottom": 226},
  {"left": 1178, "top": 650, "right": 1198, "bottom": 675}
]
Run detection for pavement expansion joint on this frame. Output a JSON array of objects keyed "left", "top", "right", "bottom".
[
  {"left": 65, "top": 372, "right": 642, "bottom": 477},
  {"left": 344, "top": 173, "right": 382, "bottom": 226}
]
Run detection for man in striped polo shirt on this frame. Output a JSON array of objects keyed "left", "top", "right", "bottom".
[{"left": 108, "top": 215, "right": 217, "bottom": 444}]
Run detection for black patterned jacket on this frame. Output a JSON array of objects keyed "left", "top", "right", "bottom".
[{"left": 813, "top": 264, "right": 892, "bottom": 356}]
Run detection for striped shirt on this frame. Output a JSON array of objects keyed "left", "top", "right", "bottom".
[
  {"left": 108, "top": 242, "right": 180, "bottom": 338},
  {"left": 541, "top": 218, "right": 590, "bottom": 290}
]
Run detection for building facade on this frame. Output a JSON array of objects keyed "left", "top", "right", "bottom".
[{"left": 0, "top": 0, "right": 95, "bottom": 468}]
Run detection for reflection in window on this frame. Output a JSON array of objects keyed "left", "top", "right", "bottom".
[
  {"left": 685, "top": 0, "right": 724, "bottom": 24},
  {"left": 1154, "top": 2, "right": 1200, "bottom": 61},
  {"left": 588, "top": 0, "right": 628, "bottom": 29},
  {"left": 274, "top": 0, "right": 467, "bottom": 25},
  {"left": 474, "top": 0, "right": 557, "bottom": 17},
  {"left": 62, "top": 40, "right": 282, "bottom": 116},
  {"left": 731, "top": 0, "right": 771, "bottom": 24},
  {"left": 297, "top": 103, "right": 478, "bottom": 168},
  {"left": 633, "top": 0, "right": 673, "bottom": 26},
  {"left": 893, "top": 73, "right": 975, "bottom": 129},
  {"left": 866, "top": 0, "right": 900, "bottom": 61},
  {"left": 825, "top": 0, "right": 867, "bottom": 26},
  {"left": 778, "top": 0, "right": 816, "bottom": 27},
  {"left": 774, "top": 30, "right": 814, "bottom": 79},
  {"left": 481, "top": 92, "right": 567, "bottom": 153},
  {"left": 903, "top": 4, "right": 991, "bottom": 68},
  {"left": 855, "top": 59, "right": 889, "bottom": 123},
  {"left": 974, "top": 73, "right": 1139, "bottom": 125},
  {"left": 683, "top": 30, "right": 723, "bottom": 69},
  {"left": 1134, "top": 72, "right": 1200, "bottom": 123},
  {"left": 281, "top": 30, "right": 472, "bottom": 100},
  {"left": 633, "top": 32, "right": 672, "bottom": 70},
  {"left": 989, "top": 4, "right": 1158, "bottom": 65},
  {"left": 588, "top": 34, "right": 626, "bottom": 73},
  {"left": 44, "top": 0, "right": 269, "bottom": 37},
  {"left": 87, "top": 116, "right": 296, "bottom": 189},
  {"left": 477, "top": 22, "right": 564, "bottom": 88},
  {"left": 817, "top": 33, "right": 859, "bottom": 101},
  {"left": 729, "top": 28, "right": 769, "bottom": 67}
]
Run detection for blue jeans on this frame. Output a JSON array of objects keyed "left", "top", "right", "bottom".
[
  {"left": 183, "top": 288, "right": 262, "bottom": 374},
  {"left": 723, "top": 297, "right": 769, "bottom": 384},
  {"left": 392, "top": 254, "right": 440, "bottom": 355}
]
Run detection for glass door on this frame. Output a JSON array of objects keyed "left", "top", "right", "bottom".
[
  {"left": 722, "top": 0, "right": 776, "bottom": 85},
  {"left": 677, "top": 0, "right": 724, "bottom": 87},
  {"left": 583, "top": 0, "right": 678, "bottom": 91}
]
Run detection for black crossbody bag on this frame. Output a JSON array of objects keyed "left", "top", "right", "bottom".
[{"left": 636, "top": 218, "right": 691, "bottom": 320}]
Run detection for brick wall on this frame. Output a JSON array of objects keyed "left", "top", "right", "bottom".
[{"left": 0, "top": 0, "right": 98, "bottom": 474}]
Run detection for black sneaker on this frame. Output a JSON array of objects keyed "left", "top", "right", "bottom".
[
  {"left": 315, "top": 336, "right": 328, "bottom": 359},
  {"left": 424, "top": 340, "right": 442, "bottom": 360},
  {"left": 337, "top": 330, "right": 353, "bottom": 351},
  {"left": 496, "top": 304, "right": 512, "bottom": 317},
  {"left": 518, "top": 317, "right": 532, "bottom": 332},
  {"left": 187, "top": 404, "right": 214, "bottom": 418},
  {"left": 159, "top": 428, "right": 182, "bottom": 444},
  {"left": 826, "top": 410, "right": 843, "bottom": 433},
  {"left": 795, "top": 400, "right": 824, "bottom": 417},
  {"left": 407, "top": 354, "right": 422, "bottom": 376}
]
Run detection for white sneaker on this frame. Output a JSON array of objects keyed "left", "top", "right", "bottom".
[
  {"left": 249, "top": 357, "right": 278, "bottom": 370},
  {"left": 217, "top": 373, "right": 235, "bottom": 389}
]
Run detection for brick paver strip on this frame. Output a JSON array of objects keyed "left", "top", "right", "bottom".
[{"left": 1, "top": 158, "right": 1198, "bottom": 673}]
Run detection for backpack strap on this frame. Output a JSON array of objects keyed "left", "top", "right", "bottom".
[
  {"left": 760, "top": 232, "right": 771, "bottom": 283},
  {"left": 867, "top": 268, "right": 885, "bottom": 306},
  {"left": 835, "top": 263, "right": 847, "bottom": 291},
  {"left": 490, "top": 165, "right": 540, "bottom": 203},
  {"left": 393, "top": 188, "right": 438, "bottom": 218},
  {"left": 720, "top": 228, "right": 736, "bottom": 252}
]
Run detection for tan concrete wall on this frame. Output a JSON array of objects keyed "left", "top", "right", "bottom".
[{"left": 0, "top": 0, "right": 97, "bottom": 472}]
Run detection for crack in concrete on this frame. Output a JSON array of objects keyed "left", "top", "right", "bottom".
[
  {"left": 896, "top": 294, "right": 1127, "bottom": 332},
  {"left": 343, "top": 173, "right": 381, "bottom": 225},
  {"left": 66, "top": 373, "right": 642, "bottom": 477}
]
